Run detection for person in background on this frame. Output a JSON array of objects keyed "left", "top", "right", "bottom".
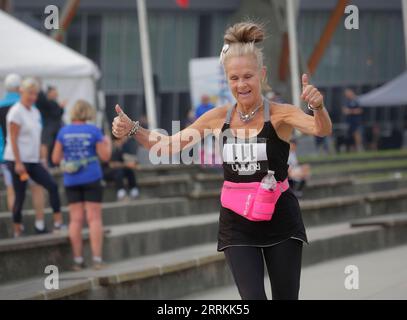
[
  {"left": 3, "top": 77, "right": 64, "bottom": 238},
  {"left": 266, "top": 90, "right": 284, "bottom": 104},
  {"left": 195, "top": 95, "right": 216, "bottom": 166},
  {"left": 0, "top": 127, "right": 4, "bottom": 170},
  {"left": 52, "top": 100, "right": 111, "bottom": 271},
  {"left": 342, "top": 88, "right": 363, "bottom": 152},
  {"left": 103, "top": 136, "right": 140, "bottom": 201},
  {"left": 195, "top": 95, "right": 215, "bottom": 119},
  {"left": 185, "top": 108, "right": 195, "bottom": 128},
  {"left": 287, "top": 139, "right": 311, "bottom": 198},
  {"left": 314, "top": 136, "right": 330, "bottom": 155},
  {"left": 37, "top": 85, "right": 65, "bottom": 166},
  {"left": 370, "top": 123, "right": 380, "bottom": 151},
  {"left": 1, "top": 74, "right": 47, "bottom": 234}
]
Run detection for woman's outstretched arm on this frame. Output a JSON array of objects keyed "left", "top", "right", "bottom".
[{"left": 112, "top": 104, "right": 225, "bottom": 156}]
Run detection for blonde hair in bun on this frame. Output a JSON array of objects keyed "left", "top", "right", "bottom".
[
  {"left": 220, "top": 21, "right": 266, "bottom": 70},
  {"left": 220, "top": 21, "right": 271, "bottom": 90}
]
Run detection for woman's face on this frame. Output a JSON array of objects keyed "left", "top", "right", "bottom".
[
  {"left": 20, "top": 87, "right": 39, "bottom": 107},
  {"left": 225, "top": 55, "right": 265, "bottom": 107}
]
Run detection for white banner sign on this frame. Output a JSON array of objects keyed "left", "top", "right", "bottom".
[{"left": 189, "top": 57, "right": 235, "bottom": 110}]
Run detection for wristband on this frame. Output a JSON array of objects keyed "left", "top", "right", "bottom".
[
  {"left": 127, "top": 121, "right": 140, "bottom": 137},
  {"left": 307, "top": 102, "right": 324, "bottom": 112}
]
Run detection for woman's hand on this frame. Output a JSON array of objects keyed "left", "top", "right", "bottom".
[
  {"left": 15, "top": 161, "right": 26, "bottom": 176},
  {"left": 277, "top": 74, "right": 332, "bottom": 137},
  {"left": 301, "top": 74, "right": 324, "bottom": 109},
  {"left": 112, "top": 105, "right": 133, "bottom": 138}
]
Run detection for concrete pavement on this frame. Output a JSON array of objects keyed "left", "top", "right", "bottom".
[{"left": 183, "top": 244, "right": 407, "bottom": 300}]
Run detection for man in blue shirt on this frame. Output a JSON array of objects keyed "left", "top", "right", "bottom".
[
  {"left": 195, "top": 95, "right": 215, "bottom": 119},
  {"left": 194, "top": 95, "right": 218, "bottom": 167},
  {"left": 0, "top": 73, "right": 47, "bottom": 234}
]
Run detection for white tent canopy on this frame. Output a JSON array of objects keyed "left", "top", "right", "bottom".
[
  {"left": 357, "top": 71, "right": 407, "bottom": 107},
  {"left": 0, "top": 10, "right": 100, "bottom": 121}
]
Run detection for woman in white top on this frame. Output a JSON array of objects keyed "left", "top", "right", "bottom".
[{"left": 4, "top": 78, "right": 64, "bottom": 237}]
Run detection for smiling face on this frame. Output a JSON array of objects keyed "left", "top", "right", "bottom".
[
  {"left": 20, "top": 86, "right": 39, "bottom": 107},
  {"left": 225, "top": 55, "right": 265, "bottom": 109}
]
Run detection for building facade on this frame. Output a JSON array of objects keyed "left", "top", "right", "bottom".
[{"left": 9, "top": 0, "right": 406, "bottom": 137}]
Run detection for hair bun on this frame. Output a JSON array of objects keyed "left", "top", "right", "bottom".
[{"left": 224, "top": 22, "right": 265, "bottom": 45}]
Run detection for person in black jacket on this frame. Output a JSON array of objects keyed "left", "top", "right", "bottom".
[{"left": 36, "top": 85, "right": 65, "bottom": 166}]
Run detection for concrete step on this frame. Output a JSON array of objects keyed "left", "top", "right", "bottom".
[
  {"left": 351, "top": 212, "right": 407, "bottom": 228},
  {"left": 188, "top": 185, "right": 407, "bottom": 228},
  {"left": 2, "top": 216, "right": 407, "bottom": 300},
  {"left": 2, "top": 164, "right": 407, "bottom": 213},
  {"left": 0, "top": 197, "right": 193, "bottom": 239},
  {"left": 312, "top": 164, "right": 407, "bottom": 179},
  {"left": 0, "top": 212, "right": 219, "bottom": 284},
  {"left": 305, "top": 176, "right": 407, "bottom": 199},
  {"left": 300, "top": 150, "right": 407, "bottom": 166},
  {"left": 1, "top": 180, "right": 407, "bottom": 240},
  {"left": 301, "top": 187, "right": 407, "bottom": 226},
  {"left": 2, "top": 153, "right": 406, "bottom": 193},
  {"left": 0, "top": 173, "right": 192, "bottom": 212},
  {"left": 192, "top": 175, "right": 407, "bottom": 200},
  {"left": 1, "top": 186, "right": 407, "bottom": 284}
]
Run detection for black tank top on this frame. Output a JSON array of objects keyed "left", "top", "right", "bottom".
[
  {"left": 217, "top": 98, "right": 308, "bottom": 251},
  {"left": 221, "top": 98, "right": 289, "bottom": 183}
]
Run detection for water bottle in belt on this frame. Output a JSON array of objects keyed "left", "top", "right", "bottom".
[{"left": 260, "top": 170, "right": 277, "bottom": 190}]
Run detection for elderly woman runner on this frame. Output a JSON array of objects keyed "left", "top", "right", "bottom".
[{"left": 112, "top": 22, "right": 332, "bottom": 300}]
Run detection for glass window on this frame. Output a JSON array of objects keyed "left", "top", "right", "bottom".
[
  {"left": 198, "top": 14, "right": 212, "bottom": 57},
  {"left": 105, "top": 94, "right": 120, "bottom": 123},
  {"left": 298, "top": 11, "right": 404, "bottom": 87},
  {"left": 87, "top": 15, "right": 102, "bottom": 67},
  {"left": 101, "top": 13, "right": 123, "bottom": 91},
  {"left": 159, "top": 93, "right": 174, "bottom": 132},
  {"left": 66, "top": 15, "right": 83, "bottom": 53}
]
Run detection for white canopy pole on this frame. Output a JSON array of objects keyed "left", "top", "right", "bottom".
[
  {"left": 137, "top": 0, "right": 158, "bottom": 129},
  {"left": 402, "top": 0, "right": 407, "bottom": 68},
  {"left": 286, "top": 0, "right": 301, "bottom": 108}
]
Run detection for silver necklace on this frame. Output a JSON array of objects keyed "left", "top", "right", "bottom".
[{"left": 237, "top": 104, "right": 262, "bottom": 123}]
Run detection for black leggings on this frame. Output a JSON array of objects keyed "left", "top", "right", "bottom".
[
  {"left": 104, "top": 167, "right": 137, "bottom": 191},
  {"left": 7, "top": 162, "right": 61, "bottom": 224},
  {"left": 223, "top": 239, "right": 303, "bottom": 300}
]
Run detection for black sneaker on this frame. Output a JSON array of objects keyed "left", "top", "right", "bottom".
[
  {"left": 92, "top": 261, "right": 107, "bottom": 270},
  {"left": 72, "top": 262, "right": 86, "bottom": 272}
]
